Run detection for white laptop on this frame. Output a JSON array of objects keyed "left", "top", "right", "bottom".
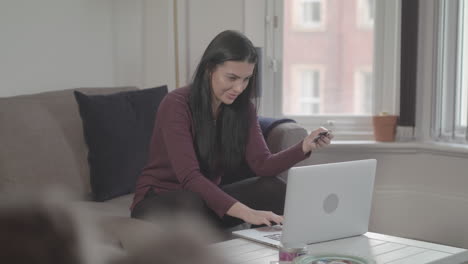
[{"left": 232, "top": 159, "right": 377, "bottom": 247}]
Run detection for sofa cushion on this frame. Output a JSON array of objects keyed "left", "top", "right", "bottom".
[
  {"left": 0, "top": 87, "right": 138, "bottom": 197},
  {"left": 0, "top": 100, "right": 84, "bottom": 193},
  {"left": 74, "top": 86, "right": 168, "bottom": 201},
  {"left": 71, "top": 195, "right": 133, "bottom": 219},
  {"left": 265, "top": 122, "right": 308, "bottom": 182},
  {"left": 258, "top": 116, "right": 296, "bottom": 138}
]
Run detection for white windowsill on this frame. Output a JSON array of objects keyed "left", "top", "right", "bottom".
[{"left": 321, "top": 140, "right": 468, "bottom": 158}]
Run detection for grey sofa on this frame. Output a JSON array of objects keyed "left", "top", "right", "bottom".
[{"left": 0, "top": 86, "right": 308, "bottom": 253}]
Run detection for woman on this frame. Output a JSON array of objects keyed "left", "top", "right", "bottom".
[{"left": 130, "top": 30, "right": 333, "bottom": 229}]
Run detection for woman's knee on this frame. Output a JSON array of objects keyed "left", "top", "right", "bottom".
[
  {"left": 131, "top": 191, "right": 206, "bottom": 220},
  {"left": 256, "top": 177, "right": 286, "bottom": 195},
  {"left": 175, "top": 191, "right": 206, "bottom": 211}
]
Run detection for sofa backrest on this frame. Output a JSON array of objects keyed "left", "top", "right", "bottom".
[{"left": 0, "top": 87, "right": 138, "bottom": 198}]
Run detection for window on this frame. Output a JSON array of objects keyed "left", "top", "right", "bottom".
[
  {"left": 264, "top": 0, "right": 400, "bottom": 139},
  {"left": 299, "top": 69, "right": 321, "bottom": 114},
  {"left": 354, "top": 69, "right": 373, "bottom": 114},
  {"left": 357, "top": 0, "right": 375, "bottom": 28},
  {"left": 286, "top": 0, "right": 374, "bottom": 116},
  {"left": 286, "top": 66, "right": 322, "bottom": 115},
  {"left": 301, "top": 0, "right": 321, "bottom": 25},
  {"left": 433, "top": 0, "right": 468, "bottom": 143},
  {"left": 292, "top": 0, "right": 325, "bottom": 31}
]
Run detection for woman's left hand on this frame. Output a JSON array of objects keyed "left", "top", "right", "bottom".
[{"left": 302, "top": 127, "right": 334, "bottom": 154}]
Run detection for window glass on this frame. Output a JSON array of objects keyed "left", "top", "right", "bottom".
[{"left": 283, "top": 0, "right": 374, "bottom": 115}]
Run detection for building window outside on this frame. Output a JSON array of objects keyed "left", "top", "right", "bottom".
[
  {"left": 293, "top": 0, "right": 325, "bottom": 31},
  {"left": 285, "top": 65, "right": 323, "bottom": 115},
  {"left": 354, "top": 69, "right": 373, "bottom": 115},
  {"left": 299, "top": 68, "right": 321, "bottom": 114},
  {"left": 357, "top": 0, "right": 375, "bottom": 28},
  {"left": 302, "top": 0, "right": 321, "bottom": 25}
]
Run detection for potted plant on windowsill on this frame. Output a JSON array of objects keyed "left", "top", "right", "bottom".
[{"left": 372, "top": 112, "right": 398, "bottom": 142}]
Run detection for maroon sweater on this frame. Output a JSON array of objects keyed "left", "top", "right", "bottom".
[{"left": 131, "top": 86, "right": 309, "bottom": 217}]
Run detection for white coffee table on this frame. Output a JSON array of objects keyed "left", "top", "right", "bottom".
[{"left": 210, "top": 232, "right": 468, "bottom": 264}]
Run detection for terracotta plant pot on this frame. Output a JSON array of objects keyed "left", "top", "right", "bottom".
[{"left": 372, "top": 115, "right": 398, "bottom": 142}]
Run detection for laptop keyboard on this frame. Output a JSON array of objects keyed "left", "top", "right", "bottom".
[{"left": 264, "top": 233, "right": 282, "bottom": 241}]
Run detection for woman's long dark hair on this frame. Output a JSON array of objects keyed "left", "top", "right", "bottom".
[{"left": 189, "top": 30, "right": 258, "bottom": 179}]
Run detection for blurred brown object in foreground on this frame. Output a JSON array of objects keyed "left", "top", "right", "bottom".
[
  {"left": 0, "top": 191, "right": 229, "bottom": 264},
  {"left": 111, "top": 212, "right": 229, "bottom": 264},
  {"left": 0, "top": 189, "right": 122, "bottom": 264},
  {"left": 0, "top": 196, "right": 84, "bottom": 264}
]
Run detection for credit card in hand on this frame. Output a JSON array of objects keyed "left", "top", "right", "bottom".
[{"left": 313, "top": 131, "right": 331, "bottom": 143}]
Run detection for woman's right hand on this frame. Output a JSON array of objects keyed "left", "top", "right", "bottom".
[
  {"left": 226, "top": 202, "right": 283, "bottom": 226},
  {"left": 302, "top": 127, "right": 333, "bottom": 154}
]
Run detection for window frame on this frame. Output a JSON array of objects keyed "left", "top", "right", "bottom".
[
  {"left": 263, "top": 0, "right": 401, "bottom": 140},
  {"left": 456, "top": 0, "right": 467, "bottom": 133},
  {"left": 432, "top": 0, "right": 468, "bottom": 143}
]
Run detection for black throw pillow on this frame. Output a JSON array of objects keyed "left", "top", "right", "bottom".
[{"left": 74, "top": 86, "right": 168, "bottom": 201}]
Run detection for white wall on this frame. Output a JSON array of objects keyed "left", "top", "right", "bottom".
[
  {"left": 0, "top": 0, "right": 115, "bottom": 96},
  {"left": 109, "top": 0, "right": 176, "bottom": 90},
  {"left": 0, "top": 0, "right": 175, "bottom": 97},
  {"left": 176, "top": 0, "right": 244, "bottom": 85},
  {"left": 176, "top": 0, "right": 265, "bottom": 86},
  {"left": 0, "top": 0, "right": 281, "bottom": 100},
  {"left": 111, "top": 0, "right": 143, "bottom": 89},
  {"left": 141, "top": 0, "right": 176, "bottom": 90}
]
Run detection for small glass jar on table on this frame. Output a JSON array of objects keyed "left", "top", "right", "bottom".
[{"left": 278, "top": 242, "right": 308, "bottom": 262}]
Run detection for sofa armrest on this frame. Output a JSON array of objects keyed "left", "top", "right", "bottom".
[
  {"left": 265, "top": 122, "right": 307, "bottom": 153},
  {"left": 265, "top": 122, "right": 309, "bottom": 182}
]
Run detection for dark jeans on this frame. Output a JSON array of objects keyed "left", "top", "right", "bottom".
[{"left": 131, "top": 176, "right": 286, "bottom": 229}]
